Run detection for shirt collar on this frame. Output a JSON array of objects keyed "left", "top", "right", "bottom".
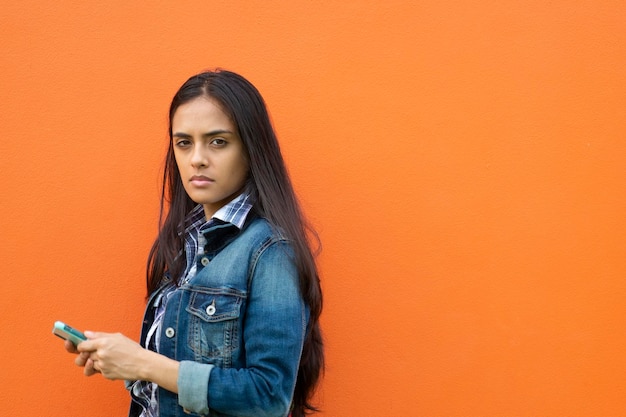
[
  {"left": 183, "top": 193, "right": 254, "bottom": 234},
  {"left": 211, "top": 192, "right": 254, "bottom": 229}
]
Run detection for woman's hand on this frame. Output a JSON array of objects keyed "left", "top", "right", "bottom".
[
  {"left": 63, "top": 339, "right": 99, "bottom": 376},
  {"left": 76, "top": 331, "right": 146, "bottom": 381},
  {"left": 70, "top": 331, "right": 180, "bottom": 393}
]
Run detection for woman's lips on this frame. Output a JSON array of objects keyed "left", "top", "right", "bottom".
[{"left": 190, "top": 175, "right": 214, "bottom": 186}]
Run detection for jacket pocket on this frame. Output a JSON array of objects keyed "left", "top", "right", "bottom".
[{"left": 185, "top": 288, "right": 245, "bottom": 367}]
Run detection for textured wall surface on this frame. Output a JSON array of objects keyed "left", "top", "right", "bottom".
[{"left": 1, "top": 1, "right": 625, "bottom": 416}]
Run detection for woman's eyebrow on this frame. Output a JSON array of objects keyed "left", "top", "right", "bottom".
[
  {"left": 203, "top": 129, "right": 234, "bottom": 137},
  {"left": 172, "top": 129, "right": 234, "bottom": 138}
]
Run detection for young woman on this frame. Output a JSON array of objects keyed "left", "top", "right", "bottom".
[{"left": 66, "top": 69, "right": 324, "bottom": 417}]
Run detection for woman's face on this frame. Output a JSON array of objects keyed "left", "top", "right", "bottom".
[{"left": 172, "top": 96, "right": 249, "bottom": 219}]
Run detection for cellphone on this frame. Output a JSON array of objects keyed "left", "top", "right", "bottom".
[{"left": 53, "top": 321, "right": 87, "bottom": 346}]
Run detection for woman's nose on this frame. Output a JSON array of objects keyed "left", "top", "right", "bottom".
[{"left": 191, "top": 146, "right": 208, "bottom": 168}]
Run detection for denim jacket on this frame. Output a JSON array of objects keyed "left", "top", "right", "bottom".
[{"left": 129, "top": 215, "right": 308, "bottom": 417}]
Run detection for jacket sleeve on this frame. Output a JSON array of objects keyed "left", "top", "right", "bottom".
[{"left": 177, "top": 239, "right": 307, "bottom": 417}]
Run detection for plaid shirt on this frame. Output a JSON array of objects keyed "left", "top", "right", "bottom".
[{"left": 131, "top": 193, "right": 254, "bottom": 417}]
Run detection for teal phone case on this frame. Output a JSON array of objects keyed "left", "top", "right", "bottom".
[{"left": 53, "top": 321, "right": 87, "bottom": 345}]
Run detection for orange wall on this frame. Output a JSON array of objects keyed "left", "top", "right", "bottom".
[{"left": 1, "top": 1, "right": 625, "bottom": 416}]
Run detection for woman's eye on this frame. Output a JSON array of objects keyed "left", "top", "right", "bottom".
[
  {"left": 175, "top": 139, "right": 191, "bottom": 147},
  {"left": 211, "top": 138, "right": 227, "bottom": 147}
]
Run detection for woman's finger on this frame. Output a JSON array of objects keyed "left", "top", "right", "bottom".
[
  {"left": 84, "top": 358, "right": 99, "bottom": 376},
  {"left": 64, "top": 340, "right": 79, "bottom": 354},
  {"left": 75, "top": 351, "right": 90, "bottom": 367}
]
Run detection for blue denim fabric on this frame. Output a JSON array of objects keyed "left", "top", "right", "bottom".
[{"left": 130, "top": 216, "right": 308, "bottom": 417}]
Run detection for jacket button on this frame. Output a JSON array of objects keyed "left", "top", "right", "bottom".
[
  {"left": 200, "top": 257, "right": 209, "bottom": 266},
  {"left": 165, "top": 327, "right": 175, "bottom": 338},
  {"left": 206, "top": 304, "right": 216, "bottom": 316}
]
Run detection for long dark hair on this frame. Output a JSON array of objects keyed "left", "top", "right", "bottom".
[{"left": 146, "top": 69, "right": 324, "bottom": 416}]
